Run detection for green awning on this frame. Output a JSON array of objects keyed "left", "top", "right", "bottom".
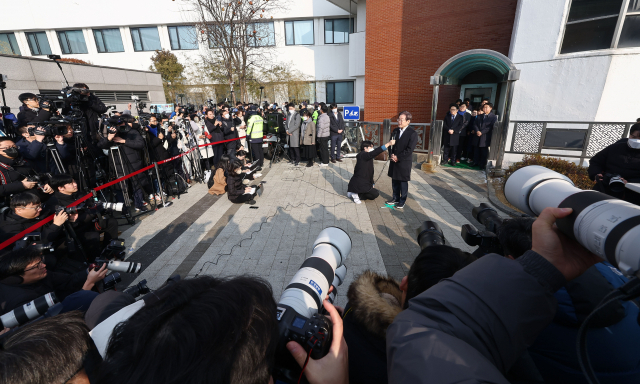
[{"left": 432, "top": 49, "right": 517, "bottom": 85}]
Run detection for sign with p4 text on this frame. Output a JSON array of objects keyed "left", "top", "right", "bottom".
[{"left": 343, "top": 106, "right": 360, "bottom": 120}]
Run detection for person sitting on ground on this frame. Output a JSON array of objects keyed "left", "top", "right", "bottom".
[
  {"left": 208, "top": 155, "right": 231, "bottom": 196},
  {"left": 342, "top": 245, "right": 476, "bottom": 384},
  {"left": 225, "top": 159, "right": 259, "bottom": 205},
  {"left": 347, "top": 139, "right": 395, "bottom": 204},
  {"left": 0, "top": 248, "right": 106, "bottom": 319},
  {"left": 95, "top": 276, "right": 348, "bottom": 384},
  {"left": 235, "top": 150, "right": 263, "bottom": 180},
  {"left": 0, "top": 311, "right": 102, "bottom": 384},
  {"left": 496, "top": 217, "right": 640, "bottom": 384}
]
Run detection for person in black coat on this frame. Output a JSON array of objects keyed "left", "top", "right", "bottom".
[
  {"left": 441, "top": 104, "right": 465, "bottom": 166},
  {"left": 328, "top": 104, "right": 346, "bottom": 163},
  {"left": 204, "top": 109, "right": 225, "bottom": 166},
  {"left": 220, "top": 109, "right": 238, "bottom": 159},
  {"left": 17, "top": 93, "right": 52, "bottom": 127},
  {"left": 456, "top": 104, "right": 472, "bottom": 161},
  {"left": 588, "top": 123, "right": 640, "bottom": 204},
  {"left": 96, "top": 120, "right": 152, "bottom": 211},
  {"left": 15, "top": 125, "right": 71, "bottom": 174},
  {"left": 471, "top": 103, "right": 497, "bottom": 168},
  {"left": 347, "top": 139, "right": 395, "bottom": 204},
  {"left": 387, "top": 112, "right": 418, "bottom": 209},
  {"left": 0, "top": 138, "right": 41, "bottom": 202},
  {"left": 226, "top": 159, "right": 258, "bottom": 205},
  {"left": 62, "top": 84, "right": 108, "bottom": 147}
]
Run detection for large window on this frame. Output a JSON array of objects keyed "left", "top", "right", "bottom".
[
  {"left": 561, "top": 0, "right": 640, "bottom": 53},
  {"left": 247, "top": 22, "right": 275, "bottom": 47},
  {"left": 326, "top": 81, "right": 354, "bottom": 104},
  {"left": 285, "top": 20, "right": 314, "bottom": 45},
  {"left": 168, "top": 25, "right": 198, "bottom": 50},
  {"left": 93, "top": 28, "right": 125, "bottom": 53},
  {"left": 130, "top": 27, "right": 162, "bottom": 51},
  {"left": 57, "top": 30, "right": 88, "bottom": 54},
  {"left": 26, "top": 31, "right": 52, "bottom": 56},
  {"left": 0, "top": 33, "right": 21, "bottom": 55},
  {"left": 325, "top": 19, "right": 352, "bottom": 44}
]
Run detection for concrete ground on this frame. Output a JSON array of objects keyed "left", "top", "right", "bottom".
[{"left": 117, "top": 158, "right": 507, "bottom": 306}]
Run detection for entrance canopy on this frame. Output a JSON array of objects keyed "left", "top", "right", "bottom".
[{"left": 430, "top": 49, "right": 518, "bottom": 85}]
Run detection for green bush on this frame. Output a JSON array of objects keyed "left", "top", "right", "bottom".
[{"left": 504, "top": 154, "right": 596, "bottom": 190}]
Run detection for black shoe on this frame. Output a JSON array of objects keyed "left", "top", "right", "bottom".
[
  {"left": 336, "top": 159, "right": 343, "bottom": 162},
  {"left": 245, "top": 200, "right": 256, "bottom": 205},
  {"left": 385, "top": 199, "right": 397, "bottom": 205},
  {"left": 331, "top": 159, "right": 336, "bottom": 163},
  {"left": 306, "top": 162, "right": 313, "bottom": 167},
  {"left": 395, "top": 203, "right": 405, "bottom": 209},
  {"left": 469, "top": 162, "right": 477, "bottom": 167},
  {"left": 441, "top": 159, "right": 447, "bottom": 165},
  {"left": 448, "top": 160, "right": 454, "bottom": 166},
  {"left": 294, "top": 162, "right": 299, "bottom": 166},
  {"left": 256, "top": 166, "right": 262, "bottom": 171}
]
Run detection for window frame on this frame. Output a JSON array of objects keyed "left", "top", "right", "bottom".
[
  {"left": 93, "top": 28, "right": 125, "bottom": 53},
  {"left": 130, "top": 26, "right": 162, "bottom": 52},
  {"left": 168, "top": 25, "right": 199, "bottom": 50},
  {"left": 56, "top": 30, "right": 88, "bottom": 54},
  {"left": 559, "top": 0, "right": 640, "bottom": 53},
  {"left": 324, "top": 18, "right": 353, "bottom": 44},
  {"left": 0, "top": 32, "right": 21, "bottom": 55},
  {"left": 25, "top": 31, "right": 52, "bottom": 56},
  {"left": 285, "top": 20, "right": 315, "bottom": 46},
  {"left": 326, "top": 81, "right": 355, "bottom": 104},
  {"left": 247, "top": 21, "right": 276, "bottom": 47}
]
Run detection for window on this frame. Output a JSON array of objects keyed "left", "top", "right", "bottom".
[
  {"left": 326, "top": 81, "right": 354, "bottom": 104},
  {"left": 25, "top": 32, "right": 52, "bottom": 56},
  {"left": 168, "top": 25, "right": 198, "bottom": 50},
  {"left": 57, "top": 30, "right": 88, "bottom": 54},
  {"left": 560, "top": 0, "right": 640, "bottom": 53},
  {"left": 247, "top": 22, "right": 275, "bottom": 47},
  {"left": 93, "top": 28, "right": 125, "bottom": 53},
  {"left": 0, "top": 33, "right": 21, "bottom": 55},
  {"left": 325, "top": 19, "right": 352, "bottom": 44},
  {"left": 285, "top": 20, "right": 314, "bottom": 45},
  {"left": 130, "top": 27, "right": 162, "bottom": 51}
]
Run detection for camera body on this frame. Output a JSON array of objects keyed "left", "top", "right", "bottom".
[
  {"left": 55, "top": 204, "right": 84, "bottom": 215},
  {"left": 28, "top": 121, "right": 69, "bottom": 138},
  {"left": 277, "top": 305, "right": 333, "bottom": 358},
  {"left": 98, "top": 239, "right": 127, "bottom": 261},
  {"left": 13, "top": 233, "right": 54, "bottom": 253},
  {"left": 123, "top": 279, "right": 150, "bottom": 298},
  {"left": 460, "top": 203, "right": 505, "bottom": 255}
]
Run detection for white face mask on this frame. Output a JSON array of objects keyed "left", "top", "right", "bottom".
[
  {"left": 366, "top": 147, "right": 374, "bottom": 152},
  {"left": 289, "top": 109, "right": 295, "bottom": 114},
  {"left": 223, "top": 114, "right": 230, "bottom": 119},
  {"left": 332, "top": 109, "right": 338, "bottom": 113},
  {"left": 302, "top": 117, "right": 308, "bottom": 121},
  {"left": 628, "top": 138, "right": 640, "bottom": 149}
]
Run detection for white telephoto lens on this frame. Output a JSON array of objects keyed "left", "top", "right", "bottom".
[{"left": 107, "top": 260, "right": 142, "bottom": 274}]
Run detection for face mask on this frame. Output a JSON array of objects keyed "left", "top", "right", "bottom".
[
  {"left": 302, "top": 117, "right": 308, "bottom": 121},
  {"left": 3, "top": 147, "right": 19, "bottom": 158},
  {"left": 366, "top": 147, "right": 374, "bottom": 152},
  {"left": 332, "top": 109, "right": 338, "bottom": 113},
  {"left": 150, "top": 124, "right": 157, "bottom": 128},
  {"left": 289, "top": 110, "right": 295, "bottom": 114},
  {"left": 628, "top": 138, "right": 640, "bottom": 149},
  {"left": 235, "top": 169, "right": 242, "bottom": 174},
  {"left": 223, "top": 114, "right": 230, "bottom": 119}
]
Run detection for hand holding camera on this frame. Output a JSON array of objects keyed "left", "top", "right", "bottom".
[
  {"left": 83, "top": 264, "right": 108, "bottom": 290},
  {"left": 21, "top": 179, "right": 37, "bottom": 189},
  {"left": 107, "top": 127, "right": 117, "bottom": 141},
  {"left": 53, "top": 210, "right": 69, "bottom": 226}
]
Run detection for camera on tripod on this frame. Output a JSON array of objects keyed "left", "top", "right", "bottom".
[
  {"left": 62, "top": 86, "right": 90, "bottom": 103},
  {"left": 28, "top": 121, "right": 70, "bottom": 138},
  {"left": 131, "top": 95, "right": 146, "bottom": 110},
  {"left": 13, "top": 232, "right": 55, "bottom": 254},
  {"left": 273, "top": 227, "right": 351, "bottom": 383}
]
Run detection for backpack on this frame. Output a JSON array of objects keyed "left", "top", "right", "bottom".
[
  {"left": 205, "top": 170, "right": 214, "bottom": 189},
  {"left": 166, "top": 174, "right": 189, "bottom": 196}
]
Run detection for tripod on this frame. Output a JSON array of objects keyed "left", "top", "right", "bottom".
[
  {"left": 269, "top": 135, "right": 290, "bottom": 168},
  {"left": 180, "top": 119, "right": 204, "bottom": 182},
  {"left": 43, "top": 138, "right": 67, "bottom": 174},
  {"left": 0, "top": 79, "right": 16, "bottom": 138}
]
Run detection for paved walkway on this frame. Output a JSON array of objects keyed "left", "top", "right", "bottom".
[{"left": 117, "top": 158, "right": 506, "bottom": 306}]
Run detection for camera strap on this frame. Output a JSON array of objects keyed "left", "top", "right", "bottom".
[{"left": 0, "top": 163, "right": 10, "bottom": 185}]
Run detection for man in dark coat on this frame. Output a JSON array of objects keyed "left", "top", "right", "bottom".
[
  {"left": 97, "top": 120, "right": 152, "bottom": 211},
  {"left": 471, "top": 103, "right": 497, "bottom": 168},
  {"left": 0, "top": 138, "right": 40, "bottom": 202},
  {"left": 62, "top": 84, "right": 108, "bottom": 146},
  {"left": 205, "top": 109, "right": 225, "bottom": 166},
  {"left": 441, "top": 104, "right": 465, "bottom": 166},
  {"left": 387, "top": 111, "right": 418, "bottom": 209},
  {"left": 347, "top": 138, "right": 395, "bottom": 204},
  {"left": 220, "top": 108, "right": 237, "bottom": 159},
  {"left": 328, "top": 104, "right": 346, "bottom": 163},
  {"left": 17, "top": 93, "right": 52, "bottom": 127}
]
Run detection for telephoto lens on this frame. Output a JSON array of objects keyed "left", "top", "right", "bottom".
[
  {"left": 327, "top": 265, "right": 348, "bottom": 305},
  {"left": 472, "top": 203, "right": 504, "bottom": 233},
  {"left": 0, "top": 292, "right": 58, "bottom": 328},
  {"left": 94, "top": 259, "right": 142, "bottom": 274},
  {"left": 102, "top": 273, "right": 122, "bottom": 291},
  {"left": 505, "top": 165, "right": 640, "bottom": 276},
  {"left": 99, "top": 202, "right": 124, "bottom": 212},
  {"left": 416, "top": 221, "right": 445, "bottom": 249},
  {"left": 123, "top": 279, "right": 150, "bottom": 298}
]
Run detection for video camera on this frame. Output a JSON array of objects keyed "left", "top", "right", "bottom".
[
  {"left": 36, "top": 95, "right": 63, "bottom": 113},
  {"left": 25, "top": 172, "right": 51, "bottom": 190},
  {"left": 273, "top": 227, "right": 351, "bottom": 383},
  {"left": 266, "top": 113, "right": 285, "bottom": 135},
  {"left": 62, "top": 86, "right": 90, "bottom": 104},
  {"left": 13, "top": 232, "right": 54, "bottom": 254},
  {"left": 131, "top": 95, "right": 146, "bottom": 110},
  {"left": 28, "top": 119, "right": 70, "bottom": 138}
]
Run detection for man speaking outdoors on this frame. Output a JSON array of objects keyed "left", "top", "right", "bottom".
[{"left": 386, "top": 111, "right": 418, "bottom": 209}]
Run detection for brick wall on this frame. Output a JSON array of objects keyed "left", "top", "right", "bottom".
[{"left": 364, "top": 0, "right": 518, "bottom": 123}]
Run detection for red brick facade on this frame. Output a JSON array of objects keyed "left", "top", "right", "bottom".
[{"left": 364, "top": 0, "right": 518, "bottom": 123}]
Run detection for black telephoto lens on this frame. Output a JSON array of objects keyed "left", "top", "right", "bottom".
[
  {"left": 472, "top": 203, "right": 504, "bottom": 233},
  {"left": 416, "top": 221, "right": 446, "bottom": 250}
]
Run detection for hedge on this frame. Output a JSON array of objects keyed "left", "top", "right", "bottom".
[{"left": 504, "top": 154, "right": 596, "bottom": 190}]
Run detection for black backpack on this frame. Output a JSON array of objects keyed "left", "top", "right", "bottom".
[{"left": 166, "top": 174, "right": 189, "bottom": 195}]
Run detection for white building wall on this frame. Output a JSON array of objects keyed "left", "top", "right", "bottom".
[{"left": 1, "top": 0, "right": 356, "bottom": 105}]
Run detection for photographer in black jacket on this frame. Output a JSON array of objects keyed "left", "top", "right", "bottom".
[
  {"left": 16, "top": 93, "right": 52, "bottom": 127},
  {"left": 62, "top": 83, "right": 108, "bottom": 146},
  {"left": 0, "top": 247, "right": 106, "bottom": 318},
  {"left": 45, "top": 174, "right": 119, "bottom": 261},
  {"left": 0, "top": 138, "right": 55, "bottom": 206},
  {"left": 15, "top": 124, "right": 71, "bottom": 174},
  {"left": 97, "top": 116, "right": 153, "bottom": 212}
]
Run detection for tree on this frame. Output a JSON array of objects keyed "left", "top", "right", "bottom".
[
  {"left": 187, "top": 0, "right": 283, "bottom": 104},
  {"left": 149, "top": 49, "right": 187, "bottom": 103}
]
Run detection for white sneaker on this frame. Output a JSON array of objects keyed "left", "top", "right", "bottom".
[
  {"left": 352, "top": 193, "right": 361, "bottom": 204},
  {"left": 148, "top": 194, "right": 154, "bottom": 201},
  {"left": 319, "top": 163, "right": 328, "bottom": 167},
  {"left": 347, "top": 192, "right": 353, "bottom": 198}
]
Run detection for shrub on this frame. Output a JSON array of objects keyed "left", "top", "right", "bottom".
[
  {"left": 58, "top": 58, "right": 93, "bottom": 65},
  {"left": 504, "top": 154, "right": 596, "bottom": 190}
]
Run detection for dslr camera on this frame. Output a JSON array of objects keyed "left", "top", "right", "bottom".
[
  {"left": 13, "top": 232, "right": 54, "bottom": 254},
  {"left": 460, "top": 203, "right": 505, "bottom": 255},
  {"left": 273, "top": 227, "right": 351, "bottom": 383}
]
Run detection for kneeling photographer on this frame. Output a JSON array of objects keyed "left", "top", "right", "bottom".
[
  {"left": 0, "top": 247, "right": 106, "bottom": 322},
  {"left": 588, "top": 123, "right": 640, "bottom": 204},
  {"left": 45, "top": 174, "right": 119, "bottom": 262},
  {"left": 97, "top": 115, "right": 153, "bottom": 212}
]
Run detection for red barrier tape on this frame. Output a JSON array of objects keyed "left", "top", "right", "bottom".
[{"left": 0, "top": 135, "right": 259, "bottom": 250}]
